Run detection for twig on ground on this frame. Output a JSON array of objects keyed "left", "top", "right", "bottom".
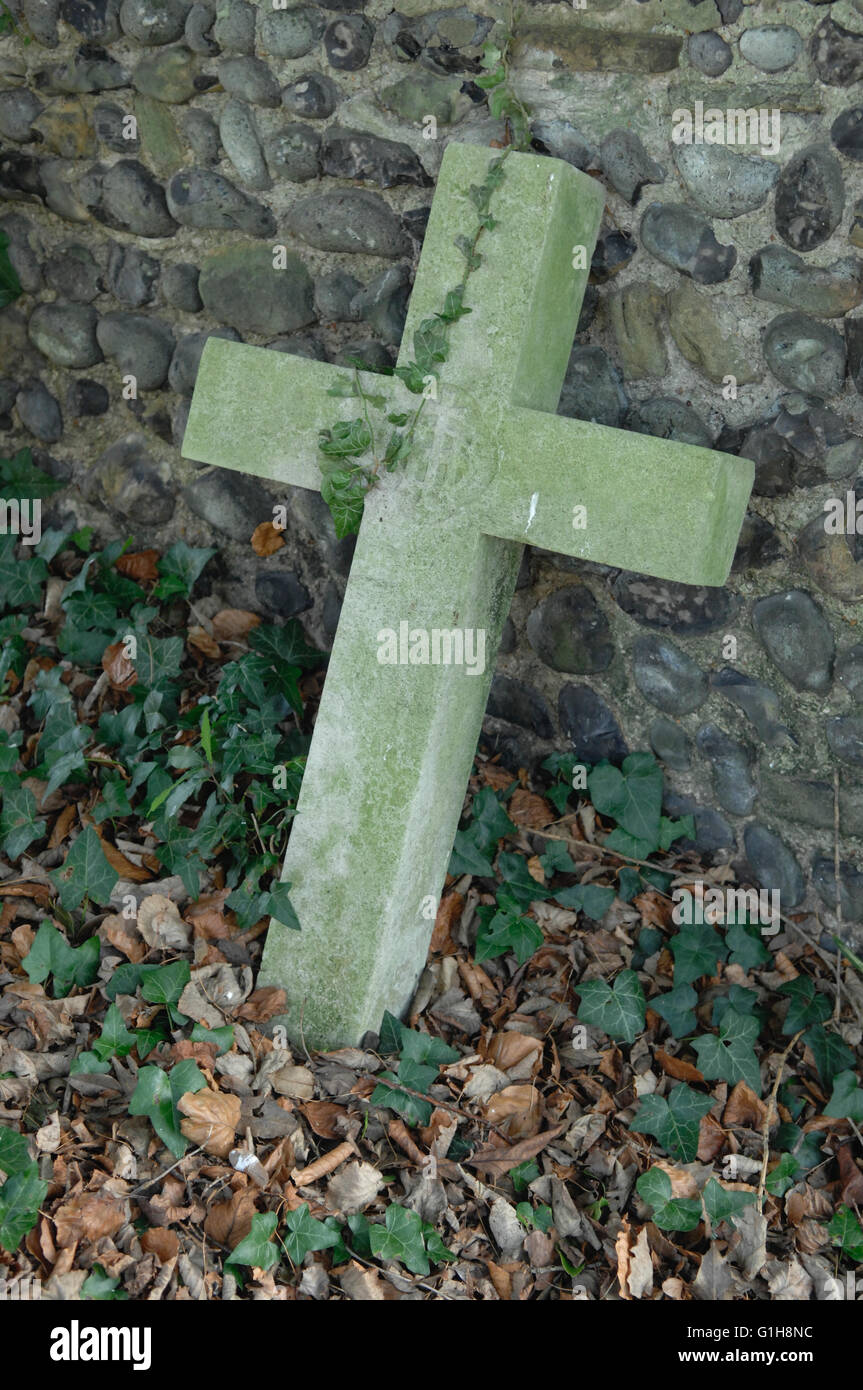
[{"left": 758, "top": 1030, "right": 803, "bottom": 1205}]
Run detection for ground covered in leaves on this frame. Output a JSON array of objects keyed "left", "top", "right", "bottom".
[{"left": 1, "top": 507, "right": 863, "bottom": 1302}]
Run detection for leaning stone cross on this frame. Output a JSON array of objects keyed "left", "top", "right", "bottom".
[{"left": 184, "top": 143, "right": 753, "bottom": 1049}]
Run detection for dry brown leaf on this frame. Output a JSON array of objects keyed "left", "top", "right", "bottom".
[
  {"left": 236, "top": 987, "right": 287, "bottom": 1022},
  {"left": 101, "top": 642, "right": 137, "bottom": 692},
  {"left": 509, "top": 789, "right": 555, "bottom": 828},
  {"left": 48, "top": 803, "right": 76, "bottom": 850},
  {"left": 251, "top": 521, "right": 285, "bottom": 557},
  {"left": 102, "top": 913, "right": 147, "bottom": 962},
  {"left": 91, "top": 827, "right": 151, "bottom": 883},
  {"left": 696, "top": 1113, "right": 726, "bottom": 1162},
  {"left": 485, "top": 1260, "right": 512, "bottom": 1300},
  {"left": 485, "top": 1031, "right": 543, "bottom": 1074},
  {"left": 527, "top": 855, "right": 545, "bottom": 885},
  {"left": 36, "top": 1112, "right": 62, "bottom": 1153},
  {"left": 187, "top": 626, "right": 221, "bottom": 660},
  {"left": 325, "top": 1160, "right": 383, "bottom": 1215},
  {"left": 137, "top": 894, "right": 190, "bottom": 950},
  {"left": 53, "top": 1192, "right": 125, "bottom": 1248},
  {"left": 656, "top": 1162, "right": 699, "bottom": 1200},
  {"left": 204, "top": 1188, "right": 258, "bottom": 1247},
  {"left": 141, "top": 1227, "right": 180, "bottom": 1263},
  {"left": 293, "top": 1141, "right": 355, "bottom": 1186},
  {"left": 116, "top": 549, "right": 159, "bottom": 583},
  {"left": 177, "top": 1088, "right": 241, "bottom": 1158},
  {"left": 615, "top": 1219, "right": 633, "bottom": 1301},
  {"left": 723, "top": 1080, "right": 767, "bottom": 1130},
  {"left": 467, "top": 1122, "right": 567, "bottom": 1179},
  {"left": 484, "top": 1083, "right": 542, "bottom": 1139},
  {"left": 838, "top": 1143, "right": 863, "bottom": 1206},
  {"left": 655, "top": 1049, "right": 704, "bottom": 1084},
  {"left": 338, "top": 1261, "right": 397, "bottom": 1301},
  {"left": 430, "top": 891, "right": 462, "bottom": 956},
  {"left": 300, "top": 1101, "right": 349, "bottom": 1140},
  {"left": 211, "top": 609, "right": 261, "bottom": 642}
]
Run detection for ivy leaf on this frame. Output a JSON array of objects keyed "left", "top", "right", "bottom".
[
  {"left": 153, "top": 541, "right": 215, "bottom": 601},
  {"left": 399, "top": 1029, "right": 459, "bottom": 1068},
  {"left": 635, "top": 1167, "right": 702, "bottom": 1233},
  {"left": 803, "top": 1025, "right": 855, "bottom": 1087},
  {"left": 449, "top": 826, "right": 494, "bottom": 877},
  {"left": 81, "top": 1265, "right": 127, "bottom": 1300},
  {"left": 631, "top": 1084, "right": 713, "bottom": 1162},
  {"left": 0, "top": 553, "right": 48, "bottom": 613},
  {"left": 92, "top": 1003, "right": 136, "bottom": 1062},
  {"left": 0, "top": 1126, "right": 33, "bottom": 1177},
  {"left": 23, "top": 921, "right": 100, "bottom": 999},
  {"left": 778, "top": 976, "right": 831, "bottom": 1035},
  {"left": 413, "top": 317, "right": 449, "bottom": 372},
  {"left": 190, "top": 1022, "right": 234, "bottom": 1054},
  {"left": 553, "top": 883, "right": 615, "bottom": 921},
  {"left": 0, "top": 785, "right": 46, "bottom": 859},
  {"left": 825, "top": 1070, "right": 863, "bottom": 1123},
  {"left": 498, "top": 851, "right": 547, "bottom": 909},
  {"left": 471, "top": 787, "right": 516, "bottom": 852},
  {"left": 725, "top": 921, "right": 771, "bottom": 971},
  {"left": 69, "top": 1050, "right": 112, "bottom": 1076},
  {"left": 829, "top": 1204, "right": 863, "bottom": 1261},
  {"left": 575, "top": 969, "right": 646, "bottom": 1044},
  {"left": 701, "top": 1177, "right": 756, "bottom": 1229},
  {"left": 540, "top": 840, "right": 577, "bottom": 877},
  {"left": 474, "top": 903, "right": 543, "bottom": 966},
  {"left": 651, "top": 983, "right": 699, "bottom": 1039},
  {"left": 0, "top": 1169, "right": 49, "bottom": 1252},
  {"left": 318, "top": 418, "right": 371, "bottom": 458},
  {"left": 140, "top": 960, "right": 190, "bottom": 1009},
  {"left": 321, "top": 467, "right": 366, "bottom": 540},
  {"left": 669, "top": 922, "right": 728, "bottom": 987},
  {"left": 765, "top": 1153, "right": 801, "bottom": 1198},
  {"left": 370, "top": 1203, "right": 430, "bottom": 1275},
  {"left": 281, "top": 1202, "right": 340, "bottom": 1265},
  {"left": 50, "top": 826, "right": 118, "bottom": 911},
  {"left": 0, "top": 448, "right": 64, "bottom": 502},
  {"left": 712, "top": 985, "right": 762, "bottom": 1030},
  {"left": 691, "top": 1008, "right": 761, "bottom": 1096},
  {"left": 228, "top": 1211, "right": 279, "bottom": 1272},
  {"left": 129, "top": 1061, "right": 206, "bottom": 1157},
  {"left": 588, "top": 754, "right": 662, "bottom": 846},
  {"left": 371, "top": 1071, "right": 431, "bottom": 1127}
]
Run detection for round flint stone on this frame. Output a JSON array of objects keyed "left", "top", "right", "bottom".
[
  {"left": 774, "top": 145, "right": 844, "bottom": 252},
  {"left": 258, "top": 6, "right": 324, "bottom": 59},
  {"left": 763, "top": 313, "right": 846, "bottom": 398},
  {"left": 285, "top": 189, "right": 408, "bottom": 256},
  {"left": 89, "top": 434, "right": 175, "bottom": 524},
  {"left": 831, "top": 106, "right": 863, "bottom": 161},
  {"left": 744, "top": 824, "right": 804, "bottom": 908},
  {"left": 487, "top": 675, "right": 555, "bottom": 738},
  {"left": 16, "top": 381, "right": 63, "bottom": 443},
  {"left": 254, "top": 571, "right": 312, "bottom": 617},
  {"left": 168, "top": 328, "right": 241, "bottom": 396},
  {"left": 45, "top": 243, "right": 102, "bottom": 303},
  {"left": 837, "top": 645, "right": 863, "bottom": 703},
  {"left": 739, "top": 25, "right": 802, "bottom": 74},
  {"left": 752, "top": 589, "right": 834, "bottom": 692},
  {"left": 219, "top": 56, "right": 281, "bottom": 107},
  {"left": 162, "top": 261, "right": 202, "bottom": 312},
  {"left": 282, "top": 72, "right": 339, "bottom": 120},
  {"left": 96, "top": 312, "right": 176, "bottom": 391},
  {"left": 324, "top": 14, "right": 373, "bottom": 70},
  {"left": 632, "top": 635, "right": 708, "bottom": 715},
  {"left": 167, "top": 169, "right": 276, "bottom": 236},
  {"left": 673, "top": 145, "right": 778, "bottom": 219},
  {"left": 558, "top": 684, "right": 627, "bottom": 765},
  {"left": 28, "top": 302, "right": 102, "bottom": 369},
  {"left": 612, "top": 573, "right": 735, "bottom": 634},
  {"left": 526, "top": 584, "right": 614, "bottom": 674},
  {"left": 640, "top": 203, "right": 736, "bottom": 283},
  {"left": 198, "top": 243, "right": 314, "bottom": 335},
  {"left": 649, "top": 717, "right": 691, "bottom": 772},
  {"left": 120, "top": 0, "right": 191, "bottom": 44},
  {"left": 687, "top": 31, "right": 731, "bottom": 77}
]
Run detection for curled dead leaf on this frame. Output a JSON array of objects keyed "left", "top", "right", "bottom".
[
  {"left": 177, "top": 1087, "right": 241, "bottom": 1158},
  {"left": 53, "top": 1191, "right": 126, "bottom": 1248},
  {"left": 236, "top": 987, "right": 286, "bottom": 1022},
  {"left": 101, "top": 913, "right": 147, "bottom": 963},
  {"left": 509, "top": 789, "right": 554, "bottom": 828},
  {"left": 101, "top": 642, "right": 137, "bottom": 692},
  {"left": 211, "top": 609, "right": 261, "bottom": 642},
  {"left": 204, "top": 1188, "right": 258, "bottom": 1247},
  {"left": 251, "top": 521, "right": 285, "bottom": 557},
  {"left": 187, "top": 626, "right": 221, "bottom": 660},
  {"left": 141, "top": 1227, "right": 180, "bottom": 1263},
  {"left": 116, "top": 549, "right": 159, "bottom": 583}
]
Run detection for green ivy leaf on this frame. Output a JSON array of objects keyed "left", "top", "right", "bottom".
[
  {"left": 370, "top": 1203, "right": 430, "bottom": 1275},
  {"left": 0, "top": 785, "right": 46, "bottom": 859},
  {"left": 803, "top": 1025, "right": 855, "bottom": 1088},
  {"left": 691, "top": 1008, "right": 761, "bottom": 1096},
  {"left": 228, "top": 1211, "right": 279, "bottom": 1272},
  {"left": 725, "top": 921, "right": 771, "bottom": 971},
  {"left": 474, "top": 903, "right": 543, "bottom": 966},
  {"left": 651, "top": 983, "right": 698, "bottom": 1039},
  {"left": 0, "top": 1126, "right": 33, "bottom": 1177},
  {"left": 702, "top": 1177, "right": 756, "bottom": 1229},
  {"left": 0, "top": 1168, "right": 49, "bottom": 1252},
  {"left": 321, "top": 467, "right": 366, "bottom": 540},
  {"left": 825, "top": 1070, "right": 863, "bottom": 1122},
  {"left": 778, "top": 977, "right": 831, "bottom": 1035},
  {"left": 140, "top": 960, "right": 190, "bottom": 1009},
  {"left": 631, "top": 1084, "right": 713, "bottom": 1163},
  {"left": 92, "top": 1003, "right": 136, "bottom": 1063},
  {"left": 23, "top": 921, "right": 100, "bottom": 999},
  {"left": 765, "top": 1153, "right": 800, "bottom": 1198},
  {"left": 553, "top": 883, "right": 615, "bottom": 921},
  {"left": 281, "top": 1202, "right": 340, "bottom": 1265},
  {"left": 575, "top": 969, "right": 646, "bottom": 1044},
  {"left": 190, "top": 1023, "right": 234, "bottom": 1055},
  {"left": 128, "top": 1060, "right": 206, "bottom": 1157},
  {"left": 153, "top": 541, "right": 215, "bottom": 601},
  {"left": 669, "top": 922, "right": 728, "bottom": 987},
  {"left": 50, "top": 826, "right": 118, "bottom": 911},
  {"left": 829, "top": 1204, "right": 863, "bottom": 1261},
  {"left": 588, "top": 754, "right": 663, "bottom": 846},
  {"left": 635, "top": 1167, "right": 702, "bottom": 1232},
  {"left": 81, "top": 1264, "right": 127, "bottom": 1300}
]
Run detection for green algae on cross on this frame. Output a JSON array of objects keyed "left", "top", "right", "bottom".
[{"left": 183, "top": 142, "right": 753, "bottom": 1049}]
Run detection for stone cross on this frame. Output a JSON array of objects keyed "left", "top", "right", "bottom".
[{"left": 184, "top": 143, "right": 753, "bottom": 1050}]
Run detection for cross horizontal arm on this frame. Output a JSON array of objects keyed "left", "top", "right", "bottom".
[
  {"left": 182, "top": 338, "right": 352, "bottom": 491},
  {"left": 480, "top": 407, "right": 755, "bottom": 587}
]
